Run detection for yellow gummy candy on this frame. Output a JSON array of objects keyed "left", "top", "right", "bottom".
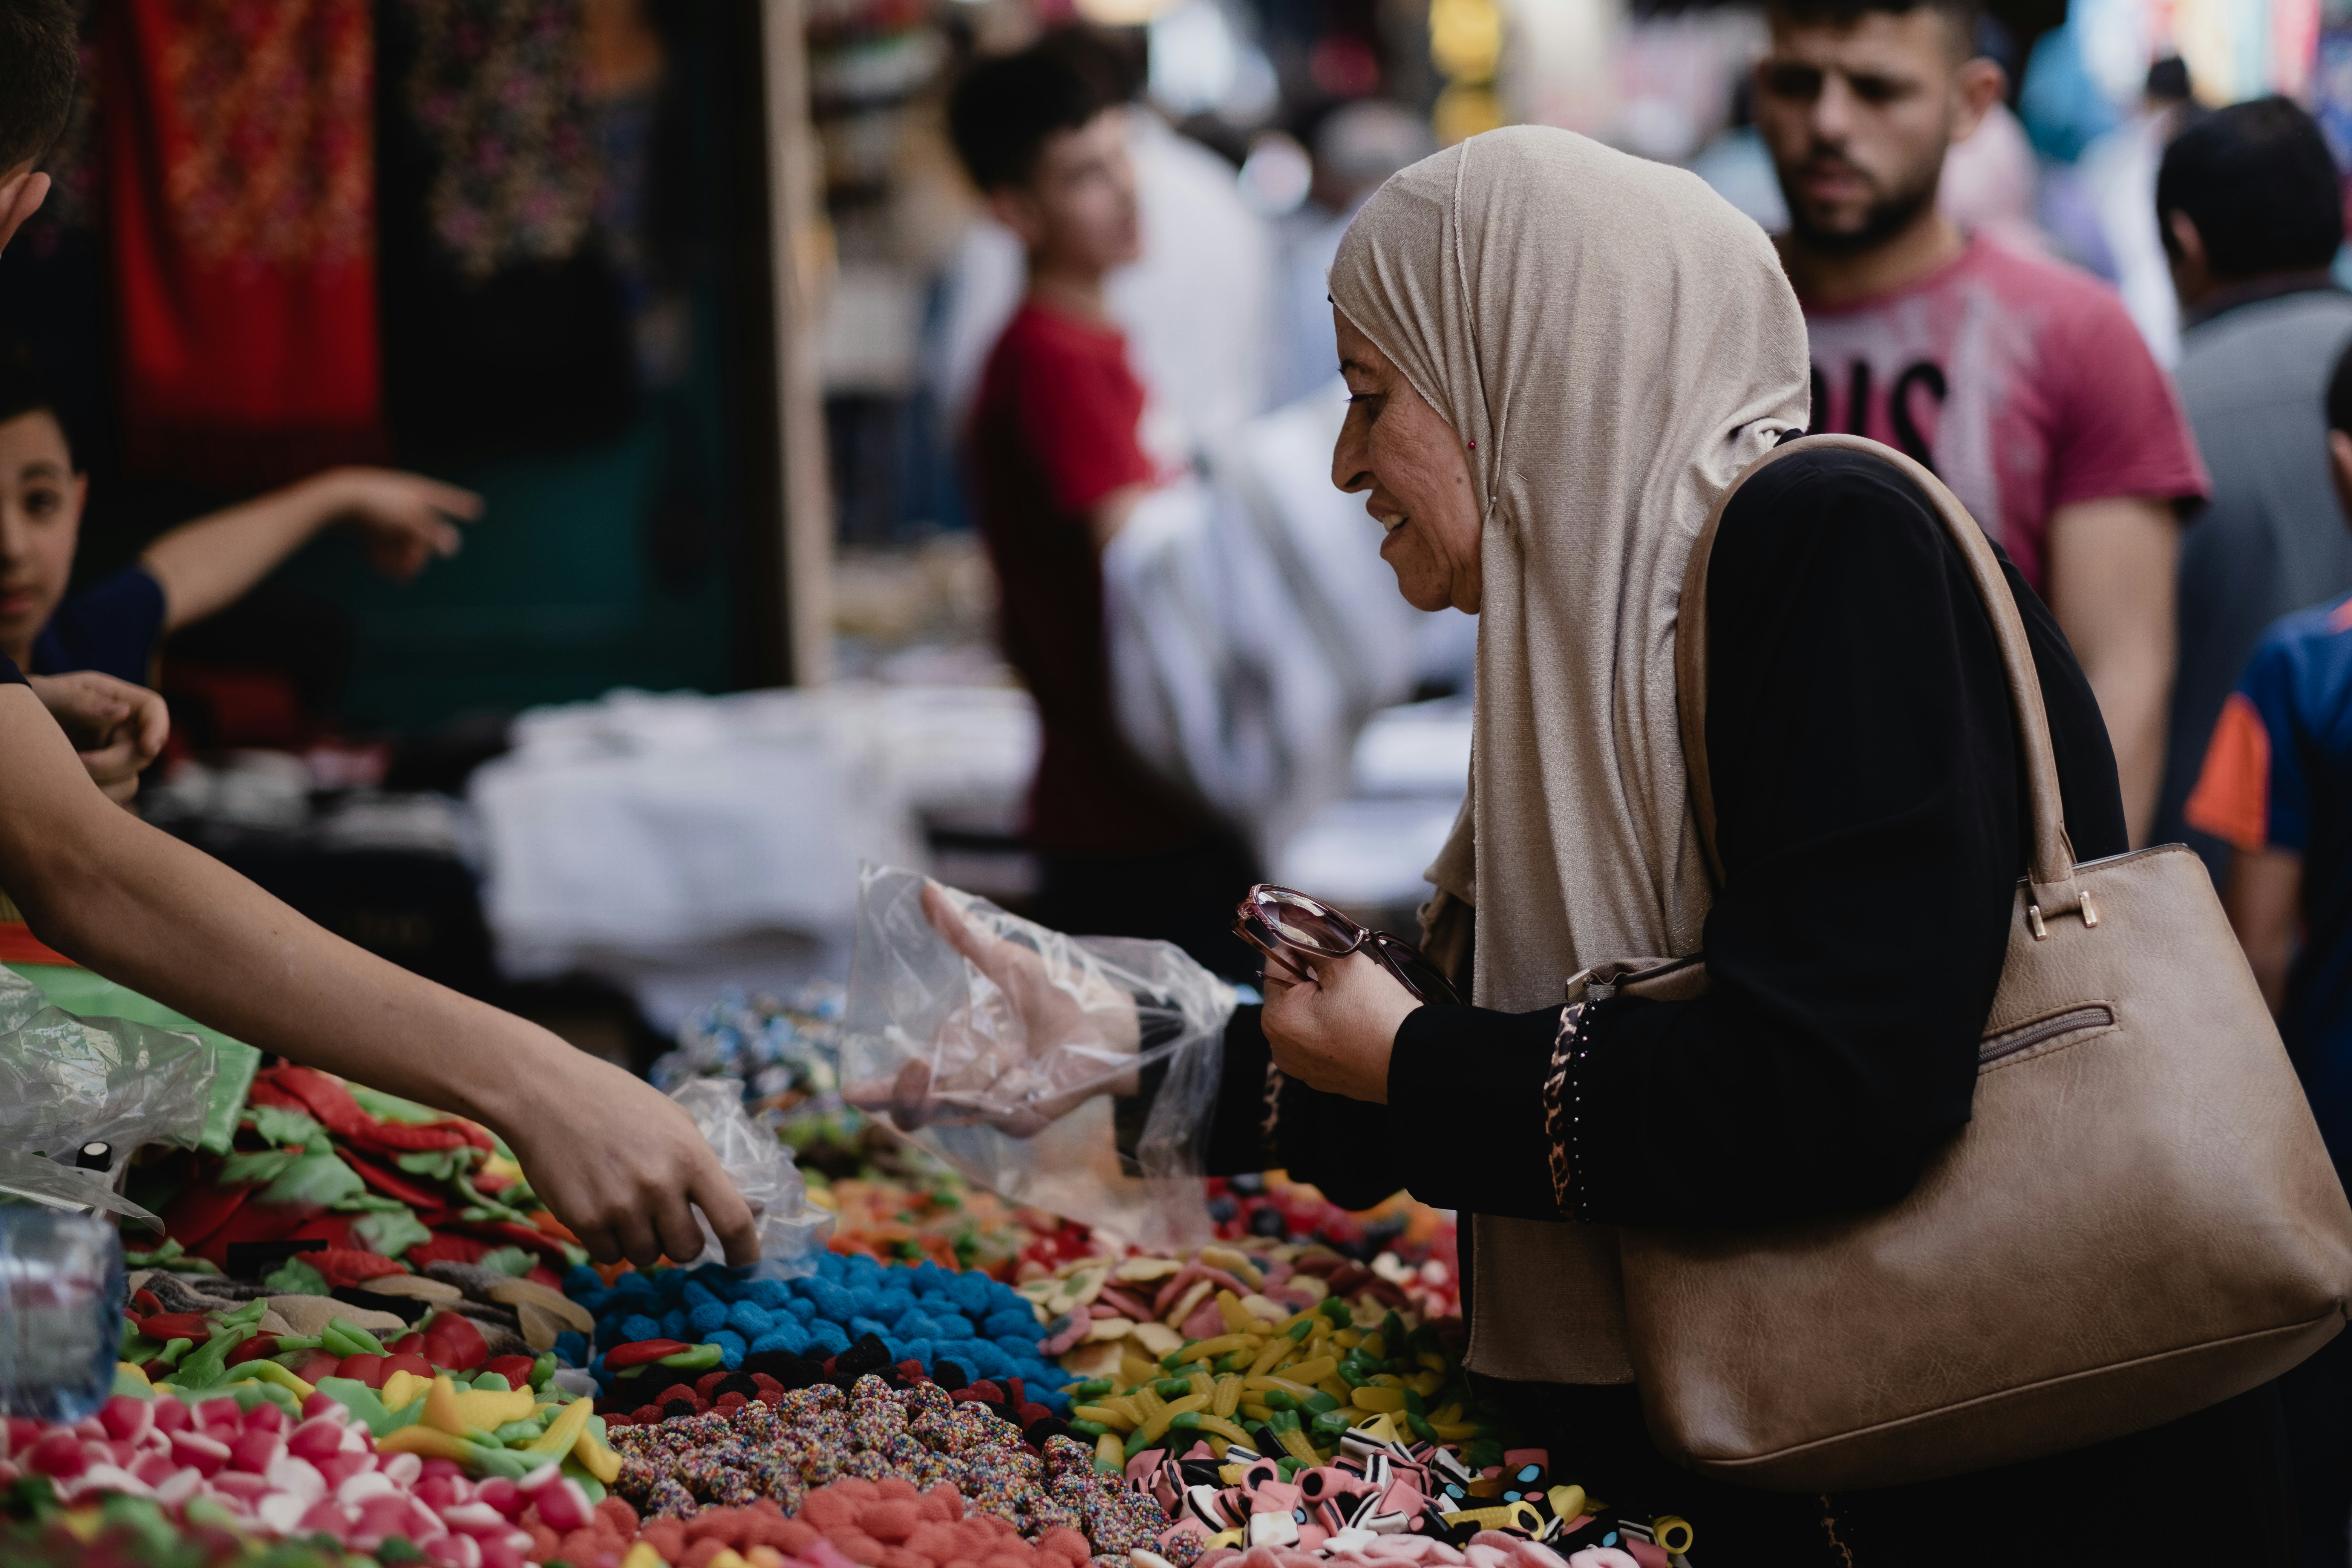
[{"left": 527, "top": 1398, "right": 593, "bottom": 1458}]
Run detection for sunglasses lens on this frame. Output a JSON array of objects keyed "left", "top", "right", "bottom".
[
  {"left": 1374, "top": 935, "right": 1456, "bottom": 1002},
  {"left": 1251, "top": 889, "right": 1360, "bottom": 956}
]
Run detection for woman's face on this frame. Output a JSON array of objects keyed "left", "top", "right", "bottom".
[{"left": 1331, "top": 310, "right": 1483, "bottom": 614}]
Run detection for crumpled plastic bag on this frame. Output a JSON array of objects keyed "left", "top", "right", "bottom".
[
  {"left": 841, "top": 864, "right": 1237, "bottom": 1253},
  {"left": 0, "top": 968, "right": 216, "bottom": 1167},
  {"left": 671, "top": 1078, "right": 831, "bottom": 1276},
  {"left": 0, "top": 1147, "right": 161, "bottom": 1228}
]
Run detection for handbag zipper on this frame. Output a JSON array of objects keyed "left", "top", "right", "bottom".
[{"left": 1980, "top": 1004, "right": 2114, "bottom": 1066}]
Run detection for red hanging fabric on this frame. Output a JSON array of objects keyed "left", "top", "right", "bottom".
[{"left": 104, "top": 0, "right": 386, "bottom": 492}]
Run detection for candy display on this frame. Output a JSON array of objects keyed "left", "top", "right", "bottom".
[
  {"left": 0, "top": 986, "right": 1700, "bottom": 1566},
  {"left": 653, "top": 987, "right": 864, "bottom": 1175},
  {"left": 574, "top": 1257, "right": 1069, "bottom": 1415},
  {"left": 135, "top": 1066, "right": 582, "bottom": 1286}
]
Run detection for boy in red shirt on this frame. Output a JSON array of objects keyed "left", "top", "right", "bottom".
[{"left": 948, "top": 43, "right": 1254, "bottom": 969}]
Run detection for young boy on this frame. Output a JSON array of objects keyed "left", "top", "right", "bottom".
[
  {"left": 0, "top": 338, "right": 478, "bottom": 684},
  {"left": 2185, "top": 339, "right": 2352, "bottom": 1562},
  {"left": 0, "top": 0, "right": 758, "bottom": 1270},
  {"left": 948, "top": 41, "right": 1254, "bottom": 970}
]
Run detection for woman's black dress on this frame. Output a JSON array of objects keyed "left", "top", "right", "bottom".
[{"left": 1192, "top": 449, "right": 2294, "bottom": 1565}]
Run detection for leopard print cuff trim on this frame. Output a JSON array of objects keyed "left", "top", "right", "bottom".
[
  {"left": 1260, "top": 1059, "right": 1285, "bottom": 1166},
  {"left": 1543, "top": 999, "right": 1595, "bottom": 1218}
]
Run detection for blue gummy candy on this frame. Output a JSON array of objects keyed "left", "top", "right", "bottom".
[
  {"left": 655, "top": 1269, "right": 692, "bottom": 1299},
  {"left": 948, "top": 1273, "right": 993, "bottom": 1316},
  {"left": 565, "top": 1265, "right": 605, "bottom": 1297},
  {"left": 729, "top": 1302, "right": 775, "bottom": 1336},
  {"left": 848, "top": 1315, "right": 891, "bottom": 1343},
  {"left": 932, "top": 1315, "right": 974, "bottom": 1340},
  {"left": 903, "top": 1338, "right": 936, "bottom": 1367},
  {"left": 804, "top": 1281, "right": 855, "bottom": 1322},
  {"left": 870, "top": 1289, "right": 916, "bottom": 1321},
  {"left": 994, "top": 1333, "right": 1043, "bottom": 1358},
  {"left": 805, "top": 1319, "right": 850, "bottom": 1357},
  {"left": 816, "top": 1254, "right": 847, "bottom": 1282},
  {"left": 659, "top": 1308, "right": 689, "bottom": 1341},
  {"left": 917, "top": 1291, "right": 960, "bottom": 1317},
  {"left": 619, "top": 1314, "right": 663, "bottom": 1346},
  {"left": 707, "top": 1329, "right": 747, "bottom": 1370},
  {"left": 981, "top": 1309, "right": 1038, "bottom": 1340},
  {"left": 748, "top": 1280, "right": 793, "bottom": 1311},
  {"left": 786, "top": 1296, "right": 818, "bottom": 1321},
  {"left": 891, "top": 1309, "right": 937, "bottom": 1340},
  {"left": 686, "top": 1300, "right": 730, "bottom": 1336},
  {"left": 681, "top": 1280, "right": 720, "bottom": 1313},
  {"left": 553, "top": 1331, "right": 589, "bottom": 1367},
  {"left": 750, "top": 1323, "right": 811, "bottom": 1358}
]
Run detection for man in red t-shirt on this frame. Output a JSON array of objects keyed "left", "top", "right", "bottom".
[
  {"left": 948, "top": 42, "right": 1254, "bottom": 970},
  {"left": 1756, "top": 0, "right": 2209, "bottom": 844}
]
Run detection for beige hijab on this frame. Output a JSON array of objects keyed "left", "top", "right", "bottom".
[{"left": 1328, "top": 127, "right": 1809, "bottom": 1383}]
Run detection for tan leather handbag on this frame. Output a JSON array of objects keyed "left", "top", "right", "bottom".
[{"left": 1602, "top": 433, "right": 2352, "bottom": 1492}]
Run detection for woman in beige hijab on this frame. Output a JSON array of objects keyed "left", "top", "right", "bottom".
[{"left": 929, "top": 127, "right": 2287, "bottom": 1558}]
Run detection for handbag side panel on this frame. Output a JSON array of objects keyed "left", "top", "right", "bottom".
[{"left": 1623, "top": 843, "right": 2352, "bottom": 1491}]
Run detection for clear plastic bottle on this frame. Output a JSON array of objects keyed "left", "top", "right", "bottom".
[{"left": 0, "top": 1205, "right": 124, "bottom": 1422}]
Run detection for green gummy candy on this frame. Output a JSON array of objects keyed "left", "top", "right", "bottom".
[{"left": 471, "top": 1372, "right": 513, "bottom": 1393}]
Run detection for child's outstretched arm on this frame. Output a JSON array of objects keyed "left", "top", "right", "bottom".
[
  {"left": 141, "top": 468, "right": 484, "bottom": 633},
  {"left": 0, "top": 679, "right": 752, "bottom": 1267}
]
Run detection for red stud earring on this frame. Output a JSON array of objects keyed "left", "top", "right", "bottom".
[{"left": 1467, "top": 440, "right": 1477, "bottom": 449}]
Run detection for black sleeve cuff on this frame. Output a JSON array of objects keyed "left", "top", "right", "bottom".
[
  {"left": 1383, "top": 1003, "right": 1564, "bottom": 1220},
  {"left": 1201, "top": 1004, "right": 1276, "bottom": 1177}
]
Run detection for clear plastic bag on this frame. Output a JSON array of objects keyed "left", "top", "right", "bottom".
[
  {"left": 841, "top": 864, "right": 1237, "bottom": 1253},
  {"left": 0, "top": 1147, "right": 161, "bottom": 1228},
  {"left": 669, "top": 1078, "right": 833, "bottom": 1277},
  {"left": 0, "top": 968, "right": 217, "bottom": 1165}
]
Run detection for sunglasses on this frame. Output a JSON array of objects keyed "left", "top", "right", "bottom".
[{"left": 1232, "top": 884, "right": 1461, "bottom": 1006}]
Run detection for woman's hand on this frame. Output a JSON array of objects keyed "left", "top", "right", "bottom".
[
  {"left": 27, "top": 671, "right": 168, "bottom": 804},
  {"left": 1262, "top": 949, "right": 1422, "bottom": 1103},
  {"left": 843, "top": 881, "right": 1142, "bottom": 1136},
  {"left": 493, "top": 1050, "right": 760, "bottom": 1269}
]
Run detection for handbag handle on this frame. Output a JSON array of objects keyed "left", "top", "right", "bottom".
[{"left": 1674, "top": 434, "right": 2089, "bottom": 927}]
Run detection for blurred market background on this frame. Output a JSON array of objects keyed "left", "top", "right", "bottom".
[{"left": 0, "top": 0, "right": 2330, "bottom": 1160}]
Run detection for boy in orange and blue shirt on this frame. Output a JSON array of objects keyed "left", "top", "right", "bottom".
[{"left": 2185, "top": 337, "right": 2352, "bottom": 1563}]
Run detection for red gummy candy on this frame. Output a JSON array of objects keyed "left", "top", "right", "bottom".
[
  {"left": 421, "top": 1310, "right": 488, "bottom": 1371},
  {"left": 862, "top": 1501, "right": 920, "bottom": 1543}
]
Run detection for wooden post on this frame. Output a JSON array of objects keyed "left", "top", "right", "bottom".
[{"left": 760, "top": 0, "right": 834, "bottom": 686}]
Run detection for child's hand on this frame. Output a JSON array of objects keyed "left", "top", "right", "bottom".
[
  {"left": 26, "top": 671, "right": 168, "bottom": 805},
  {"left": 321, "top": 469, "right": 483, "bottom": 582}
]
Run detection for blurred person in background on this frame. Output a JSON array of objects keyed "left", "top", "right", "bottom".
[
  {"left": 947, "top": 44, "right": 1256, "bottom": 973},
  {"left": 0, "top": 338, "right": 479, "bottom": 686},
  {"left": 0, "top": 0, "right": 760, "bottom": 1270},
  {"left": 1756, "top": 0, "right": 2208, "bottom": 846},
  {"left": 1269, "top": 101, "right": 1434, "bottom": 407},
  {"left": 2154, "top": 100, "right": 2352, "bottom": 886},
  {"left": 933, "top": 28, "right": 1276, "bottom": 462},
  {"left": 2068, "top": 57, "right": 2197, "bottom": 367},
  {"left": 2185, "top": 340, "right": 2352, "bottom": 1567}
]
